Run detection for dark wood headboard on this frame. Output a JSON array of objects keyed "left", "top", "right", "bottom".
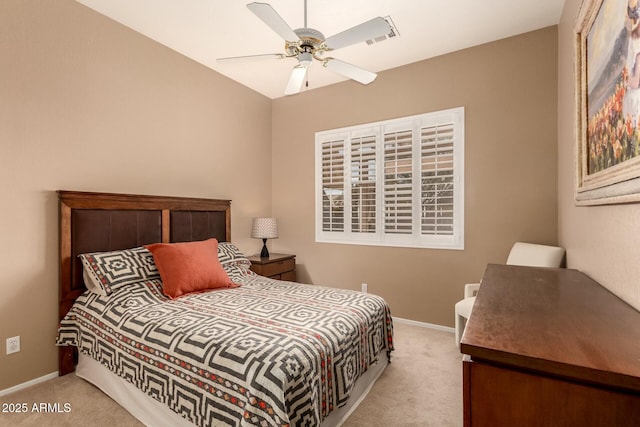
[{"left": 58, "top": 190, "right": 231, "bottom": 375}]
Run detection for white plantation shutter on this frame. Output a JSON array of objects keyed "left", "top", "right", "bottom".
[
  {"left": 421, "top": 122, "right": 455, "bottom": 236},
  {"left": 316, "top": 107, "right": 464, "bottom": 249},
  {"left": 351, "top": 135, "right": 377, "bottom": 233},
  {"left": 320, "top": 137, "right": 345, "bottom": 232},
  {"left": 384, "top": 129, "right": 413, "bottom": 234}
]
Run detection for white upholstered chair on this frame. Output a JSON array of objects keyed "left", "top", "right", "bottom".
[{"left": 455, "top": 242, "right": 565, "bottom": 347}]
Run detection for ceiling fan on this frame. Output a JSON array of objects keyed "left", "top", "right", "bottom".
[{"left": 217, "top": 1, "right": 392, "bottom": 95}]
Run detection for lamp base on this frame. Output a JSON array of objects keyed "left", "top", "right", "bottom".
[{"left": 260, "top": 238, "right": 270, "bottom": 258}]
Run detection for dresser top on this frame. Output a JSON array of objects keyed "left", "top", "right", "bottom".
[{"left": 461, "top": 264, "right": 640, "bottom": 393}]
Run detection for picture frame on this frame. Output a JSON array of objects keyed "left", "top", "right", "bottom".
[{"left": 575, "top": 0, "right": 640, "bottom": 204}]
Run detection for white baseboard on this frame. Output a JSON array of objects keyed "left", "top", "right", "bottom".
[
  {"left": 393, "top": 316, "right": 455, "bottom": 334},
  {"left": 0, "top": 371, "right": 58, "bottom": 397}
]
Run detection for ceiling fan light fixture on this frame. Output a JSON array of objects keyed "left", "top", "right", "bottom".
[{"left": 298, "top": 51, "right": 313, "bottom": 67}]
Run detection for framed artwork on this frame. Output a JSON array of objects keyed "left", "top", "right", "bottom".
[{"left": 576, "top": 0, "right": 640, "bottom": 204}]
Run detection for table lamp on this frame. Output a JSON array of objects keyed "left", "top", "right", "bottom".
[{"left": 251, "top": 217, "right": 278, "bottom": 258}]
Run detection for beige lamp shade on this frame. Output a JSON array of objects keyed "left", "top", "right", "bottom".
[{"left": 251, "top": 218, "right": 278, "bottom": 239}]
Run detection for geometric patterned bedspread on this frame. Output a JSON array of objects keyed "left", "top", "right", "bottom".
[{"left": 56, "top": 273, "right": 394, "bottom": 426}]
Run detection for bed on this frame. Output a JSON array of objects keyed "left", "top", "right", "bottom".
[{"left": 55, "top": 191, "right": 394, "bottom": 427}]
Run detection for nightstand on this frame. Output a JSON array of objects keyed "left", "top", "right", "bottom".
[{"left": 248, "top": 253, "right": 296, "bottom": 281}]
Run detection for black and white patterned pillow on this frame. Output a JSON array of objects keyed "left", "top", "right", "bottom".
[
  {"left": 79, "top": 247, "right": 160, "bottom": 296},
  {"left": 217, "top": 242, "right": 252, "bottom": 278}
]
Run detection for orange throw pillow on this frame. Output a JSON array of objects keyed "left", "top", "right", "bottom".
[{"left": 145, "top": 238, "right": 239, "bottom": 299}]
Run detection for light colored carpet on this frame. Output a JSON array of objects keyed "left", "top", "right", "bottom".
[
  {"left": 0, "top": 322, "right": 462, "bottom": 426},
  {"left": 344, "top": 322, "right": 462, "bottom": 427}
]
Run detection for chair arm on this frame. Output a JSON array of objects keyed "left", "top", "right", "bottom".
[{"left": 464, "top": 283, "right": 480, "bottom": 298}]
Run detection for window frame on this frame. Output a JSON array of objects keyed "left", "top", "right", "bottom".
[{"left": 315, "top": 107, "right": 464, "bottom": 250}]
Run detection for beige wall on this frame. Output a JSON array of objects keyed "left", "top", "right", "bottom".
[
  {"left": 0, "top": 0, "right": 272, "bottom": 390},
  {"left": 1, "top": 1, "right": 564, "bottom": 392},
  {"left": 558, "top": 1, "right": 640, "bottom": 311},
  {"left": 5, "top": 0, "right": 635, "bottom": 395},
  {"left": 271, "top": 27, "right": 559, "bottom": 327}
]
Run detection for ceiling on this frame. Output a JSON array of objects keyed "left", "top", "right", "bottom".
[{"left": 75, "top": 0, "right": 566, "bottom": 99}]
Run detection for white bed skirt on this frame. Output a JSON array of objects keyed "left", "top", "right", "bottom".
[{"left": 77, "top": 352, "right": 388, "bottom": 427}]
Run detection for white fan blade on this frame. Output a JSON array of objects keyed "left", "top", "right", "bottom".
[
  {"left": 247, "top": 2, "right": 301, "bottom": 42},
  {"left": 325, "top": 17, "right": 391, "bottom": 50},
  {"left": 284, "top": 66, "right": 307, "bottom": 95},
  {"left": 325, "top": 59, "right": 377, "bottom": 85},
  {"left": 217, "top": 53, "right": 284, "bottom": 64}
]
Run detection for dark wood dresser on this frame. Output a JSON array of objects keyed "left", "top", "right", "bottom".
[
  {"left": 247, "top": 253, "right": 296, "bottom": 281},
  {"left": 460, "top": 264, "right": 640, "bottom": 427}
]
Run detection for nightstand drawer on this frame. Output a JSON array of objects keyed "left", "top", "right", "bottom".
[
  {"left": 248, "top": 253, "right": 297, "bottom": 281},
  {"left": 280, "top": 270, "right": 297, "bottom": 282},
  {"left": 257, "top": 258, "right": 295, "bottom": 277}
]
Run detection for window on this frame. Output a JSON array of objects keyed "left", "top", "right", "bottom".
[{"left": 315, "top": 107, "right": 464, "bottom": 249}]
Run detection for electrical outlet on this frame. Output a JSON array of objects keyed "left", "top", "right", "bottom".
[
  {"left": 6, "top": 336, "right": 20, "bottom": 355},
  {"left": 361, "top": 283, "right": 368, "bottom": 293}
]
